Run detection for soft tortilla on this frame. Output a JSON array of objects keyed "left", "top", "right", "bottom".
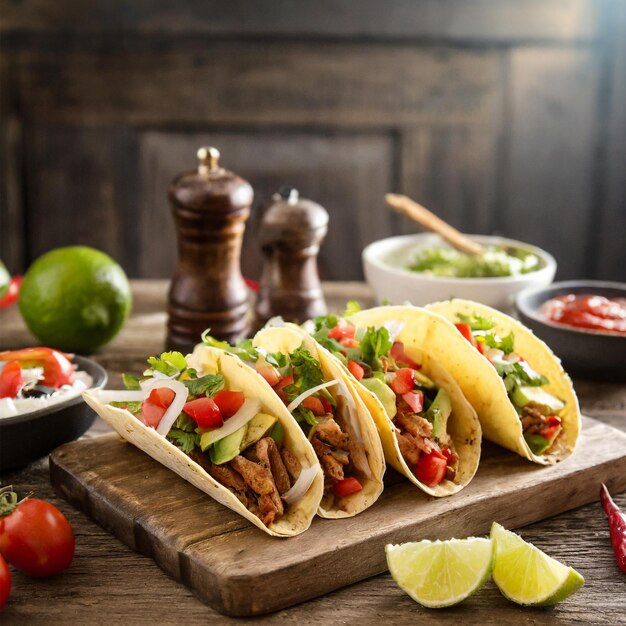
[
  {"left": 251, "top": 325, "right": 386, "bottom": 518},
  {"left": 324, "top": 311, "right": 481, "bottom": 496},
  {"left": 424, "top": 299, "right": 581, "bottom": 464},
  {"left": 83, "top": 347, "right": 324, "bottom": 537}
]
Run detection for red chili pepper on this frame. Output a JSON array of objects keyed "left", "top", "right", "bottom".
[{"left": 600, "top": 483, "right": 626, "bottom": 573}]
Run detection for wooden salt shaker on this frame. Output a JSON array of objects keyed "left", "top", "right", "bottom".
[
  {"left": 166, "top": 147, "right": 253, "bottom": 351},
  {"left": 255, "top": 187, "right": 329, "bottom": 327}
]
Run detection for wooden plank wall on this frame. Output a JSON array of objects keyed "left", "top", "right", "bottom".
[{"left": 0, "top": 0, "right": 624, "bottom": 282}]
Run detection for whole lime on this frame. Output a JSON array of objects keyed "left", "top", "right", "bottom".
[
  {"left": 0, "top": 260, "right": 9, "bottom": 300},
  {"left": 18, "top": 246, "right": 132, "bottom": 353}
]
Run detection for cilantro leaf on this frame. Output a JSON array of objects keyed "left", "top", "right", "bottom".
[
  {"left": 110, "top": 400, "right": 142, "bottom": 414},
  {"left": 289, "top": 346, "right": 325, "bottom": 391},
  {"left": 343, "top": 300, "right": 361, "bottom": 317},
  {"left": 147, "top": 351, "right": 188, "bottom": 376},
  {"left": 479, "top": 331, "right": 515, "bottom": 354},
  {"left": 122, "top": 373, "right": 141, "bottom": 390},
  {"left": 293, "top": 406, "right": 319, "bottom": 427},
  {"left": 312, "top": 314, "right": 338, "bottom": 333},
  {"left": 458, "top": 313, "right": 497, "bottom": 331},
  {"left": 183, "top": 374, "right": 225, "bottom": 397},
  {"left": 359, "top": 326, "right": 392, "bottom": 371},
  {"left": 167, "top": 429, "right": 200, "bottom": 454},
  {"left": 201, "top": 333, "right": 260, "bottom": 362}
]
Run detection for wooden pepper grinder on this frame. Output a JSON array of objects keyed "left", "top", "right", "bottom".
[
  {"left": 166, "top": 147, "right": 254, "bottom": 352},
  {"left": 255, "top": 187, "right": 329, "bottom": 327}
]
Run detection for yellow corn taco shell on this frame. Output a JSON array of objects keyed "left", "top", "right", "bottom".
[
  {"left": 325, "top": 310, "right": 481, "bottom": 496},
  {"left": 83, "top": 347, "right": 324, "bottom": 537},
  {"left": 424, "top": 299, "right": 581, "bottom": 464},
  {"left": 252, "top": 325, "right": 386, "bottom": 518}
]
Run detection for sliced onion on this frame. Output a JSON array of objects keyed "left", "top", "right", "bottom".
[
  {"left": 384, "top": 320, "right": 406, "bottom": 343},
  {"left": 336, "top": 380, "right": 372, "bottom": 479},
  {"left": 139, "top": 378, "right": 189, "bottom": 436},
  {"left": 200, "top": 397, "right": 261, "bottom": 447},
  {"left": 264, "top": 316, "right": 286, "bottom": 329},
  {"left": 286, "top": 380, "right": 339, "bottom": 413},
  {"left": 96, "top": 389, "right": 147, "bottom": 403},
  {"left": 282, "top": 463, "right": 320, "bottom": 506}
]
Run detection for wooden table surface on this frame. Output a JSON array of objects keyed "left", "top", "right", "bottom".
[{"left": 1, "top": 280, "right": 625, "bottom": 625}]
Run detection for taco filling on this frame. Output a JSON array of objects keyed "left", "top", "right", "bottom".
[
  {"left": 203, "top": 336, "right": 372, "bottom": 508},
  {"left": 104, "top": 351, "right": 317, "bottom": 527},
  {"left": 311, "top": 315, "right": 460, "bottom": 488},
  {"left": 453, "top": 314, "right": 566, "bottom": 455}
]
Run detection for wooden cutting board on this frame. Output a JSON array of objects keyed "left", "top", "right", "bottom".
[{"left": 50, "top": 416, "right": 626, "bottom": 617}]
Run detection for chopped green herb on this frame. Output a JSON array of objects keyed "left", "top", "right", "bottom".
[
  {"left": 167, "top": 429, "right": 200, "bottom": 454},
  {"left": 183, "top": 374, "right": 225, "bottom": 397},
  {"left": 110, "top": 400, "right": 142, "bottom": 414},
  {"left": 122, "top": 373, "right": 141, "bottom": 390},
  {"left": 359, "top": 326, "right": 392, "bottom": 371},
  {"left": 147, "top": 351, "right": 188, "bottom": 376},
  {"left": 343, "top": 300, "right": 361, "bottom": 317},
  {"left": 458, "top": 313, "right": 497, "bottom": 331}
]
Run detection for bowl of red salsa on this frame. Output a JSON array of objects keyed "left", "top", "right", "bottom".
[{"left": 515, "top": 281, "right": 626, "bottom": 381}]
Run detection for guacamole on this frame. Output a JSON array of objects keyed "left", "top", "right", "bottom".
[{"left": 407, "top": 246, "right": 540, "bottom": 278}]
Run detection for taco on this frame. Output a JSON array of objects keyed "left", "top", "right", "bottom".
[
  {"left": 425, "top": 299, "right": 581, "bottom": 464},
  {"left": 201, "top": 327, "right": 385, "bottom": 518},
  {"left": 83, "top": 348, "right": 324, "bottom": 537},
  {"left": 308, "top": 307, "right": 482, "bottom": 496}
]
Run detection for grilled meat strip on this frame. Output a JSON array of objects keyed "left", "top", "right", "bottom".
[
  {"left": 280, "top": 448, "right": 302, "bottom": 482},
  {"left": 311, "top": 436, "right": 345, "bottom": 484},
  {"left": 256, "top": 437, "right": 291, "bottom": 495}
]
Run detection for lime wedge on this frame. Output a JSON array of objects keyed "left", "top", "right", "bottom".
[
  {"left": 386, "top": 538, "right": 493, "bottom": 608},
  {"left": 491, "top": 522, "right": 584, "bottom": 606}
]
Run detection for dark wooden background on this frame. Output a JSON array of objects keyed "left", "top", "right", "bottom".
[{"left": 1, "top": 0, "right": 625, "bottom": 282}]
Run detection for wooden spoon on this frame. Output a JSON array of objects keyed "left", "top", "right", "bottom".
[{"left": 385, "top": 193, "right": 484, "bottom": 256}]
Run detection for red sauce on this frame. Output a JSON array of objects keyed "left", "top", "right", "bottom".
[{"left": 542, "top": 294, "right": 626, "bottom": 334}]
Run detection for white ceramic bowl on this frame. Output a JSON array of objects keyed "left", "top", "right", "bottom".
[{"left": 362, "top": 234, "right": 556, "bottom": 313}]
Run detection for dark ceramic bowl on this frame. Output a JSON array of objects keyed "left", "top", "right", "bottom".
[
  {"left": 515, "top": 281, "right": 626, "bottom": 382},
  {"left": 0, "top": 356, "right": 107, "bottom": 472}
]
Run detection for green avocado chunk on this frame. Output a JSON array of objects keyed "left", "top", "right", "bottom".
[
  {"left": 524, "top": 433, "right": 552, "bottom": 455},
  {"left": 240, "top": 413, "right": 277, "bottom": 450},
  {"left": 361, "top": 377, "right": 397, "bottom": 418},
  {"left": 425, "top": 388, "right": 451, "bottom": 440},
  {"left": 511, "top": 386, "right": 565, "bottom": 414},
  {"left": 210, "top": 424, "right": 248, "bottom": 465}
]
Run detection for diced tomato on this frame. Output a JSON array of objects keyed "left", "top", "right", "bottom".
[
  {"left": 340, "top": 337, "right": 360, "bottom": 349},
  {"left": 212, "top": 390, "right": 244, "bottom": 418},
  {"left": 140, "top": 387, "right": 176, "bottom": 428},
  {"left": 402, "top": 390, "right": 424, "bottom": 413},
  {"left": 541, "top": 416, "right": 562, "bottom": 442},
  {"left": 390, "top": 368, "right": 415, "bottom": 395},
  {"left": 415, "top": 450, "right": 448, "bottom": 487},
  {"left": 347, "top": 360, "right": 364, "bottom": 381},
  {"left": 274, "top": 375, "right": 294, "bottom": 402},
  {"left": 390, "top": 341, "right": 420, "bottom": 369},
  {"left": 455, "top": 323, "right": 476, "bottom": 346},
  {"left": 0, "top": 347, "right": 73, "bottom": 387},
  {"left": 0, "top": 275, "right": 21, "bottom": 309},
  {"left": 321, "top": 397, "right": 333, "bottom": 413},
  {"left": 183, "top": 397, "right": 223, "bottom": 429},
  {"left": 332, "top": 477, "right": 363, "bottom": 498},
  {"left": 256, "top": 359, "right": 280, "bottom": 387},
  {"left": 0, "top": 361, "right": 24, "bottom": 399},
  {"left": 302, "top": 396, "right": 325, "bottom": 416},
  {"left": 328, "top": 320, "right": 356, "bottom": 341}
]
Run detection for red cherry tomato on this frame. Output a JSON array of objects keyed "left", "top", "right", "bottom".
[
  {"left": 183, "top": 397, "right": 223, "bottom": 429},
  {"left": 0, "top": 276, "right": 21, "bottom": 309},
  {"left": 541, "top": 416, "right": 562, "bottom": 442},
  {"left": 415, "top": 450, "right": 448, "bottom": 487},
  {"left": 455, "top": 323, "right": 476, "bottom": 345},
  {"left": 321, "top": 397, "right": 333, "bottom": 414},
  {"left": 302, "top": 395, "right": 325, "bottom": 416},
  {"left": 390, "top": 341, "right": 420, "bottom": 369},
  {"left": 274, "top": 375, "right": 294, "bottom": 402},
  {"left": 328, "top": 320, "right": 356, "bottom": 341},
  {"left": 476, "top": 340, "right": 486, "bottom": 355},
  {"left": 0, "top": 553, "right": 9, "bottom": 611},
  {"left": 390, "top": 368, "right": 415, "bottom": 395},
  {"left": 139, "top": 387, "right": 175, "bottom": 428},
  {"left": 332, "top": 477, "right": 363, "bottom": 498},
  {"left": 212, "top": 390, "right": 245, "bottom": 418},
  {"left": 0, "top": 493, "right": 74, "bottom": 578},
  {"left": 0, "top": 348, "right": 74, "bottom": 388},
  {"left": 340, "top": 337, "right": 360, "bottom": 349},
  {"left": 0, "top": 361, "right": 24, "bottom": 399},
  {"left": 402, "top": 390, "right": 424, "bottom": 413},
  {"left": 347, "top": 360, "right": 365, "bottom": 381}
]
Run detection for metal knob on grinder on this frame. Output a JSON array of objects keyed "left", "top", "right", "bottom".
[
  {"left": 166, "top": 146, "right": 254, "bottom": 351},
  {"left": 255, "top": 187, "right": 329, "bottom": 327}
]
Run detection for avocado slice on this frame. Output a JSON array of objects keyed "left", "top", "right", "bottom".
[
  {"left": 210, "top": 424, "right": 248, "bottom": 465},
  {"left": 425, "top": 388, "right": 451, "bottom": 440},
  {"left": 240, "top": 413, "right": 277, "bottom": 451},
  {"left": 511, "top": 386, "right": 565, "bottom": 414},
  {"left": 361, "top": 377, "right": 397, "bottom": 418}
]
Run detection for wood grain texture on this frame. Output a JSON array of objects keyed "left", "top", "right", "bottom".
[
  {"left": 0, "top": 280, "right": 625, "bottom": 624},
  {"left": 0, "top": 0, "right": 601, "bottom": 42}
]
